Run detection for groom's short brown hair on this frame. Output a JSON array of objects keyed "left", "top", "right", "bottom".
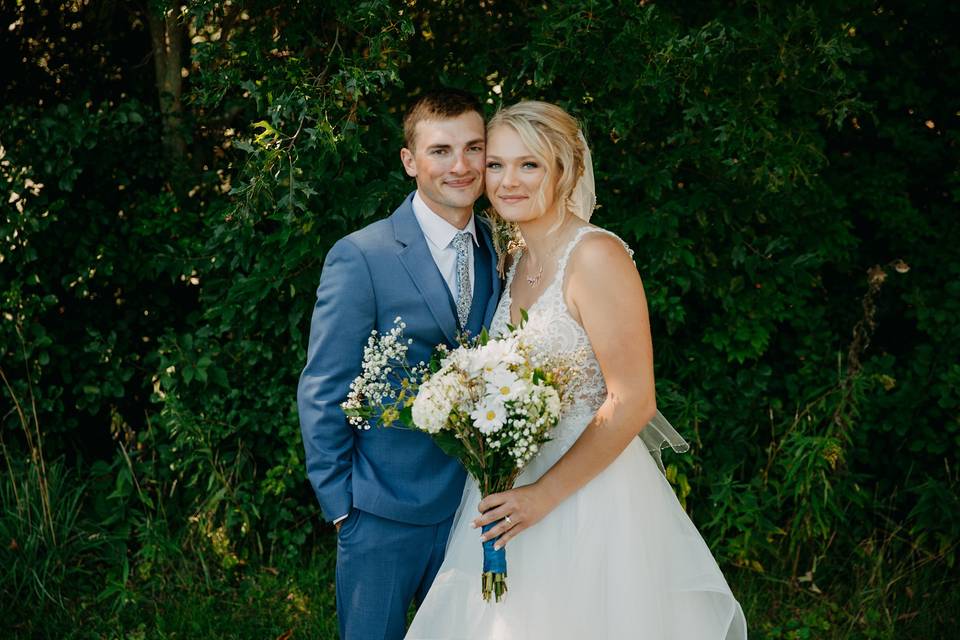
[{"left": 403, "top": 89, "right": 484, "bottom": 150}]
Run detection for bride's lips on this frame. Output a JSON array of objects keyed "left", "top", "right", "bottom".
[{"left": 497, "top": 194, "right": 528, "bottom": 204}]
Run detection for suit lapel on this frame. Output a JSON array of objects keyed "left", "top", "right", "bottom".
[
  {"left": 392, "top": 194, "right": 459, "bottom": 345},
  {"left": 476, "top": 216, "right": 503, "bottom": 327}
]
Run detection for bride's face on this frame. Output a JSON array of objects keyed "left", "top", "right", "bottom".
[{"left": 485, "top": 125, "right": 556, "bottom": 223}]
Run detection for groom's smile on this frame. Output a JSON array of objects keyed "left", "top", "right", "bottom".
[
  {"left": 401, "top": 111, "right": 486, "bottom": 226},
  {"left": 445, "top": 177, "right": 477, "bottom": 188}
]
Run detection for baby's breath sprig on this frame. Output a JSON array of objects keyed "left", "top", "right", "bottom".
[{"left": 342, "top": 317, "right": 424, "bottom": 429}]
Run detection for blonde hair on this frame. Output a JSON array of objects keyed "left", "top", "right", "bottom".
[{"left": 487, "top": 100, "right": 587, "bottom": 229}]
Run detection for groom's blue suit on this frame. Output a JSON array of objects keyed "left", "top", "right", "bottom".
[{"left": 297, "top": 192, "right": 501, "bottom": 639}]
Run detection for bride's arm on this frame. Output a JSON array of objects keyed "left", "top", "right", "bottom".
[{"left": 473, "top": 233, "right": 657, "bottom": 548}]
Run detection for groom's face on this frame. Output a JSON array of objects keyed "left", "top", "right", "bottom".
[{"left": 400, "top": 112, "right": 486, "bottom": 221}]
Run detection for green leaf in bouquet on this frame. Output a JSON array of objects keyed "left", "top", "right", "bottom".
[
  {"left": 479, "top": 326, "right": 490, "bottom": 346},
  {"left": 429, "top": 351, "right": 445, "bottom": 373},
  {"left": 399, "top": 404, "right": 414, "bottom": 428},
  {"left": 432, "top": 429, "right": 469, "bottom": 461}
]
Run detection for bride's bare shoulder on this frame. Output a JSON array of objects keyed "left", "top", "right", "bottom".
[
  {"left": 568, "top": 229, "right": 636, "bottom": 277},
  {"left": 564, "top": 228, "right": 646, "bottom": 321}
]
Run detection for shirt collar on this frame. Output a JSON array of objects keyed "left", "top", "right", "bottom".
[{"left": 412, "top": 190, "right": 479, "bottom": 251}]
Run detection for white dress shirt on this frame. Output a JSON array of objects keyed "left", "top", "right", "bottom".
[
  {"left": 411, "top": 190, "right": 478, "bottom": 301},
  {"left": 334, "top": 191, "right": 478, "bottom": 526}
]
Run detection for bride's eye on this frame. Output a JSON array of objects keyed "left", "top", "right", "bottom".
[
  {"left": 522, "top": 161, "right": 539, "bottom": 169},
  {"left": 486, "top": 162, "right": 502, "bottom": 170}
]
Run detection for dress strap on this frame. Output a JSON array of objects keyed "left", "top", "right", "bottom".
[{"left": 556, "top": 226, "right": 635, "bottom": 282}]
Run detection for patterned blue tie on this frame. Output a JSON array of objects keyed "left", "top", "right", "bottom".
[{"left": 451, "top": 231, "right": 472, "bottom": 328}]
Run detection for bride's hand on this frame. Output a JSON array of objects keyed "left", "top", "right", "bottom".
[{"left": 471, "top": 483, "right": 556, "bottom": 550}]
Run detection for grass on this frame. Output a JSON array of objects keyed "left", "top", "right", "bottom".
[
  {"left": 1, "top": 445, "right": 955, "bottom": 638},
  {"left": 3, "top": 531, "right": 956, "bottom": 639},
  {"left": 731, "top": 522, "right": 960, "bottom": 640},
  {"left": 129, "top": 546, "right": 339, "bottom": 639},
  {"left": 4, "top": 540, "right": 340, "bottom": 639}
]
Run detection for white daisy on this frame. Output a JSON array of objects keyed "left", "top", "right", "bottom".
[
  {"left": 470, "top": 399, "right": 507, "bottom": 435},
  {"left": 484, "top": 368, "right": 528, "bottom": 402}
]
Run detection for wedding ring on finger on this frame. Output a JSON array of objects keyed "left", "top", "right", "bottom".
[{"left": 505, "top": 515, "right": 513, "bottom": 526}]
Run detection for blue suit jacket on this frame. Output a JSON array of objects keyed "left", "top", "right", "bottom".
[{"left": 297, "top": 193, "right": 502, "bottom": 525}]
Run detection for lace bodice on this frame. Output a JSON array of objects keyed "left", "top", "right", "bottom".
[{"left": 490, "top": 226, "right": 634, "bottom": 416}]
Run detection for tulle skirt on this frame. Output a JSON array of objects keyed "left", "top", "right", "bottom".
[{"left": 405, "top": 409, "right": 748, "bottom": 639}]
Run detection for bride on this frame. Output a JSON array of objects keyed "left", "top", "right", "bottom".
[{"left": 406, "top": 101, "right": 747, "bottom": 639}]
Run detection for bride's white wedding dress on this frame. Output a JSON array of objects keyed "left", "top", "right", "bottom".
[{"left": 406, "top": 226, "right": 748, "bottom": 639}]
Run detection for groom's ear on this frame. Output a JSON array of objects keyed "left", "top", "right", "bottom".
[{"left": 400, "top": 147, "right": 418, "bottom": 177}]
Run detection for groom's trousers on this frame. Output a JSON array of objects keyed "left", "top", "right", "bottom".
[{"left": 335, "top": 508, "right": 454, "bottom": 640}]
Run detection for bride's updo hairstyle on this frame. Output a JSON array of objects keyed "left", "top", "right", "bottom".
[{"left": 487, "top": 100, "right": 587, "bottom": 230}]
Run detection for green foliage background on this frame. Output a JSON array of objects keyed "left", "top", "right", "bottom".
[{"left": 1, "top": 0, "right": 958, "bottom": 637}]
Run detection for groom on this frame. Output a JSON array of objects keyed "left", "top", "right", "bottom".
[{"left": 297, "top": 89, "right": 501, "bottom": 639}]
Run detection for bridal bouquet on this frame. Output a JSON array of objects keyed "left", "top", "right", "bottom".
[{"left": 342, "top": 315, "right": 576, "bottom": 601}]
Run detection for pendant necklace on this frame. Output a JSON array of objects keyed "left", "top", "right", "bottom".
[
  {"left": 524, "top": 239, "right": 560, "bottom": 287},
  {"left": 525, "top": 263, "right": 543, "bottom": 287},
  {"left": 522, "top": 218, "right": 572, "bottom": 287}
]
